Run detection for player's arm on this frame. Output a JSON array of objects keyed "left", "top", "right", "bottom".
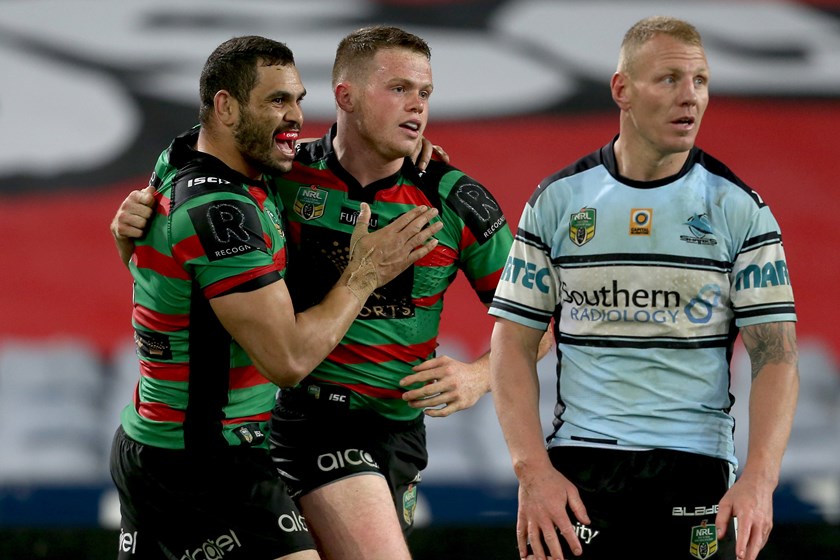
[
  {"left": 716, "top": 321, "right": 799, "bottom": 560},
  {"left": 491, "top": 318, "right": 587, "bottom": 559},
  {"left": 110, "top": 186, "right": 156, "bottom": 266},
  {"left": 211, "top": 203, "right": 442, "bottom": 388}
]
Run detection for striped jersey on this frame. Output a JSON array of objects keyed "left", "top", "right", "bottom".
[
  {"left": 123, "top": 127, "right": 287, "bottom": 451},
  {"left": 489, "top": 139, "right": 796, "bottom": 467},
  {"left": 275, "top": 126, "right": 513, "bottom": 421}
]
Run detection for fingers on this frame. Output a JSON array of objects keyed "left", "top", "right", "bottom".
[
  {"left": 715, "top": 502, "right": 732, "bottom": 540},
  {"left": 432, "top": 144, "right": 450, "bottom": 164},
  {"left": 414, "top": 137, "right": 434, "bottom": 172}
]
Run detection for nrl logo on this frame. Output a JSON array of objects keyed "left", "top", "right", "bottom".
[
  {"left": 293, "top": 185, "right": 328, "bottom": 221},
  {"left": 569, "top": 207, "right": 596, "bottom": 246},
  {"left": 689, "top": 520, "right": 718, "bottom": 559}
]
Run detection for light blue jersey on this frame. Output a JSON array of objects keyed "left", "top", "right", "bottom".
[{"left": 489, "top": 139, "right": 796, "bottom": 468}]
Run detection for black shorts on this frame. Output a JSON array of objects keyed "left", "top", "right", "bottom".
[
  {"left": 268, "top": 382, "right": 428, "bottom": 535},
  {"left": 533, "top": 446, "right": 737, "bottom": 560},
  {"left": 109, "top": 426, "right": 315, "bottom": 560}
]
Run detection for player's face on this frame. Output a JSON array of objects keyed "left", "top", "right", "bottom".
[
  {"left": 235, "top": 64, "right": 305, "bottom": 175},
  {"left": 622, "top": 34, "right": 709, "bottom": 159},
  {"left": 353, "top": 48, "right": 432, "bottom": 162}
]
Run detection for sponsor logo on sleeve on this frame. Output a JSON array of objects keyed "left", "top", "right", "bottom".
[{"left": 188, "top": 199, "right": 267, "bottom": 261}]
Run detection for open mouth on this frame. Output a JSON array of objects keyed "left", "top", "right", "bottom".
[
  {"left": 400, "top": 121, "right": 421, "bottom": 135},
  {"left": 275, "top": 131, "right": 299, "bottom": 155}
]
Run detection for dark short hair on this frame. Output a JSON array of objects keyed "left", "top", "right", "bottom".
[
  {"left": 198, "top": 35, "right": 295, "bottom": 124},
  {"left": 332, "top": 25, "right": 431, "bottom": 87}
]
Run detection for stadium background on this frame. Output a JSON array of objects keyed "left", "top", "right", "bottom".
[{"left": 0, "top": 0, "right": 838, "bottom": 557}]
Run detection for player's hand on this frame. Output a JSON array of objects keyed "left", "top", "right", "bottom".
[
  {"left": 346, "top": 203, "right": 442, "bottom": 297},
  {"left": 715, "top": 474, "right": 775, "bottom": 560},
  {"left": 111, "top": 185, "right": 156, "bottom": 266},
  {"left": 413, "top": 136, "right": 450, "bottom": 173},
  {"left": 517, "top": 466, "right": 590, "bottom": 560},
  {"left": 112, "top": 186, "right": 156, "bottom": 241},
  {"left": 400, "top": 355, "right": 489, "bottom": 417}
]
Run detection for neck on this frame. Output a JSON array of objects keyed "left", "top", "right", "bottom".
[
  {"left": 332, "top": 121, "right": 405, "bottom": 187},
  {"left": 613, "top": 135, "right": 690, "bottom": 182},
  {"left": 196, "top": 127, "right": 260, "bottom": 180}
]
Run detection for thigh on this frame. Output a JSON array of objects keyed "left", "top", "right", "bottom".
[{"left": 300, "top": 474, "right": 411, "bottom": 560}]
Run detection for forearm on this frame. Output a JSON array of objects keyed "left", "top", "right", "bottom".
[
  {"left": 491, "top": 320, "right": 554, "bottom": 478},
  {"left": 740, "top": 321, "right": 799, "bottom": 485},
  {"left": 743, "top": 362, "right": 799, "bottom": 485}
]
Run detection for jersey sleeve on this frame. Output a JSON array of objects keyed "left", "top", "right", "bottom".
[
  {"left": 442, "top": 173, "right": 514, "bottom": 303},
  {"left": 169, "top": 192, "right": 282, "bottom": 299},
  {"left": 730, "top": 202, "right": 796, "bottom": 327},
  {"left": 489, "top": 185, "right": 559, "bottom": 330}
]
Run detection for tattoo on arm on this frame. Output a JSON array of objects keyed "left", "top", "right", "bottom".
[{"left": 741, "top": 322, "right": 798, "bottom": 380}]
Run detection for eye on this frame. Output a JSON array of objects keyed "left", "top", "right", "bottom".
[
  {"left": 419, "top": 90, "right": 431, "bottom": 100},
  {"left": 392, "top": 85, "right": 405, "bottom": 93}
]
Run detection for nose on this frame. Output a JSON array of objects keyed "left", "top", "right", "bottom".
[
  {"left": 286, "top": 103, "right": 304, "bottom": 126},
  {"left": 407, "top": 92, "right": 426, "bottom": 114},
  {"left": 679, "top": 78, "right": 698, "bottom": 105}
]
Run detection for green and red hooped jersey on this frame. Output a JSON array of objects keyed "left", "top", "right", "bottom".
[
  {"left": 275, "top": 126, "right": 514, "bottom": 421},
  {"left": 122, "top": 127, "right": 287, "bottom": 451}
]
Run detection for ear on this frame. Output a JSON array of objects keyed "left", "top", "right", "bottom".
[
  {"left": 334, "top": 82, "right": 354, "bottom": 112},
  {"left": 610, "top": 72, "right": 630, "bottom": 110},
  {"left": 214, "top": 90, "right": 239, "bottom": 127}
]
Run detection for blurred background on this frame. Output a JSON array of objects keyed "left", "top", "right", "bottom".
[{"left": 1, "top": 0, "right": 838, "bottom": 558}]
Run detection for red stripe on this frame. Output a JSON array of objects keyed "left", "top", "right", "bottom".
[
  {"left": 472, "top": 269, "right": 502, "bottom": 293},
  {"left": 378, "top": 185, "right": 432, "bottom": 206},
  {"left": 230, "top": 365, "right": 269, "bottom": 389},
  {"left": 139, "top": 360, "right": 189, "bottom": 382},
  {"left": 136, "top": 400, "right": 185, "bottom": 423},
  {"left": 203, "top": 264, "right": 281, "bottom": 299},
  {"left": 133, "top": 305, "right": 189, "bottom": 332},
  {"left": 171, "top": 235, "right": 205, "bottom": 265},
  {"left": 155, "top": 192, "right": 171, "bottom": 216},
  {"left": 285, "top": 166, "right": 349, "bottom": 191},
  {"left": 413, "top": 293, "right": 443, "bottom": 307},
  {"left": 134, "top": 245, "right": 190, "bottom": 279},
  {"left": 459, "top": 224, "right": 477, "bottom": 250},
  {"left": 329, "top": 338, "right": 437, "bottom": 365},
  {"left": 415, "top": 243, "right": 457, "bottom": 267}
]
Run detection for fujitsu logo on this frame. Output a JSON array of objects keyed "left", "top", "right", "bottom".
[{"left": 179, "top": 529, "right": 241, "bottom": 560}]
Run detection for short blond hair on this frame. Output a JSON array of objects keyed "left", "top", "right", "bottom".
[{"left": 617, "top": 16, "right": 703, "bottom": 76}]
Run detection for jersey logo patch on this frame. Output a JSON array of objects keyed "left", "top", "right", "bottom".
[
  {"left": 629, "top": 208, "right": 652, "bottom": 236},
  {"left": 689, "top": 520, "right": 718, "bottom": 559},
  {"left": 402, "top": 483, "right": 418, "bottom": 526},
  {"left": 339, "top": 206, "right": 379, "bottom": 229},
  {"left": 134, "top": 329, "right": 172, "bottom": 360},
  {"left": 188, "top": 199, "right": 267, "bottom": 261},
  {"left": 569, "top": 207, "right": 596, "bottom": 246},
  {"left": 447, "top": 181, "right": 506, "bottom": 245},
  {"left": 681, "top": 213, "right": 718, "bottom": 246},
  {"left": 293, "top": 185, "right": 327, "bottom": 221}
]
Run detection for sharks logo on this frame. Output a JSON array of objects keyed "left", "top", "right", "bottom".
[{"left": 681, "top": 213, "right": 717, "bottom": 245}]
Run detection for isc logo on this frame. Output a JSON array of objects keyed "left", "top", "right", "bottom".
[{"left": 328, "top": 394, "right": 346, "bottom": 402}]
